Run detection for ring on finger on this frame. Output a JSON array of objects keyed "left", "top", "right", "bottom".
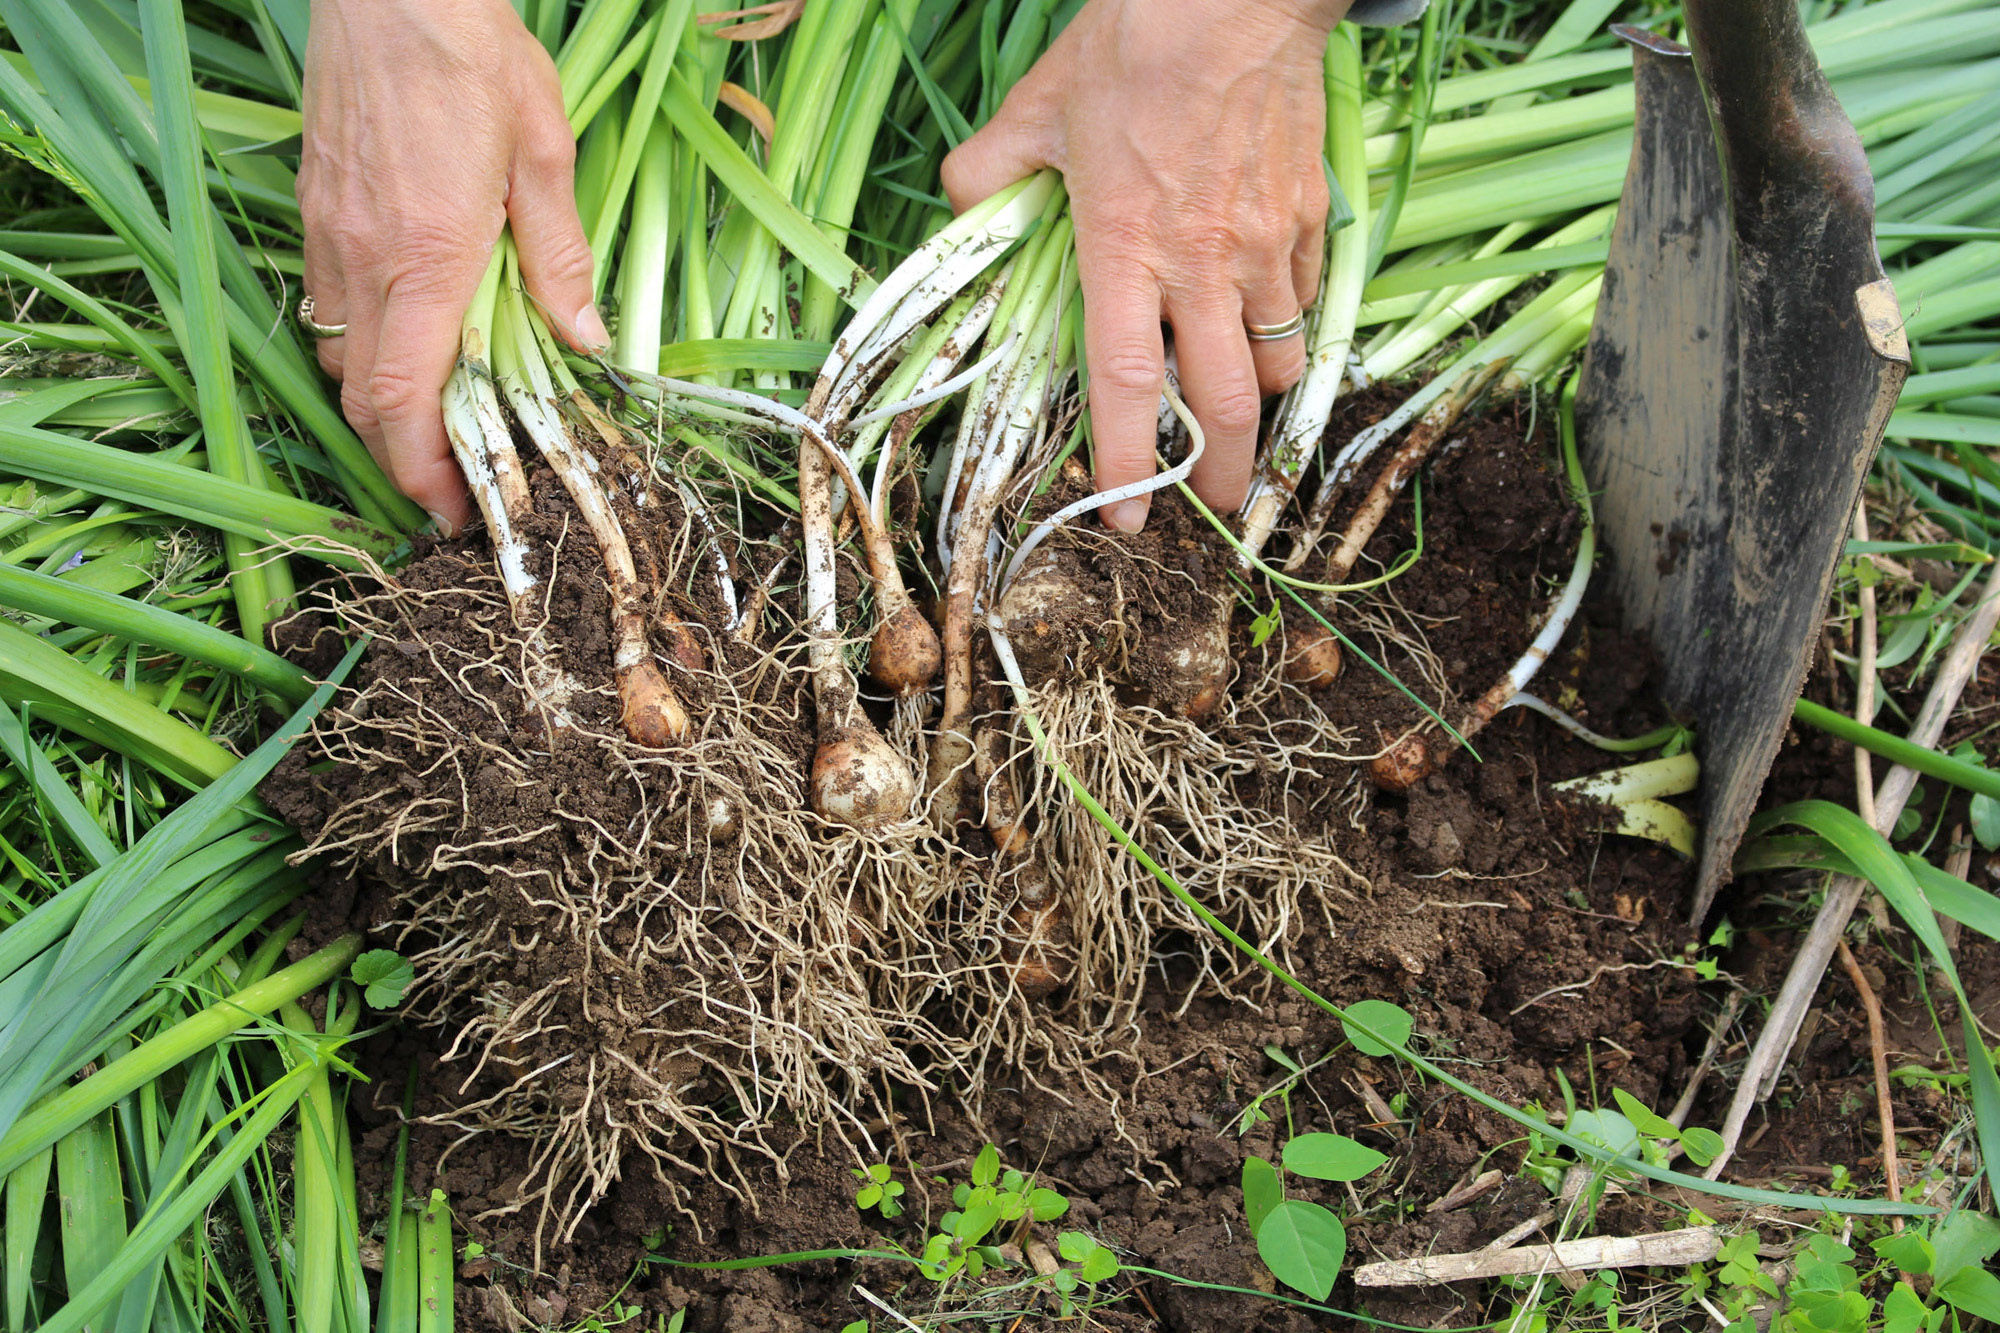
[
  {"left": 1245, "top": 311, "right": 1306, "bottom": 342},
  {"left": 297, "top": 294, "right": 347, "bottom": 339}
]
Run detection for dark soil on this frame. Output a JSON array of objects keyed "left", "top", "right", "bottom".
[{"left": 262, "top": 386, "right": 1998, "bottom": 1333}]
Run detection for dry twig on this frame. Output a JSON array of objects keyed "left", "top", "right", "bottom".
[
  {"left": 1835, "top": 938, "right": 1902, "bottom": 1219},
  {"left": 1354, "top": 1228, "right": 1722, "bottom": 1287}
]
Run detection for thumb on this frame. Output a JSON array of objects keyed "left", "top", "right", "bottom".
[
  {"left": 507, "top": 128, "right": 607, "bottom": 352},
  {"left": 942, "top": 112, "right": 1054, "bottom": 215}
]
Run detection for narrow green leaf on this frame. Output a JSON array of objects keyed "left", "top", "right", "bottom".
[
  {"left": 0, "top": 564, "right": 313, "bottom": 704},
  {"left": 661, "top": 69, "right": 876, "bottom": 309},
  {"left": 5, "top": 1146, "right": 54, "bottom": 1332},
  {"left": 56, "top": 1109, "right": 127, "bottom": 1301},
  {"left": 0, "top": 619, "right": 235, "bottom": 786},
  {"left": 35, "top": 1064, "right": 316, "bottom": 1333}
]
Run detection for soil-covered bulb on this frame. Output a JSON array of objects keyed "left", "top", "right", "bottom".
[{"left": 811, "top": 727, "right": 916, "bottom": 829}]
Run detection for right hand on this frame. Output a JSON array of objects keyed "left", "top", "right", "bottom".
[{"left": 298, "top": 0, "right": 606, "bottom": 534}]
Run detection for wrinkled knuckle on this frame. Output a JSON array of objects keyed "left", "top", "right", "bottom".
[
  {"left": 522, "top": 118, "right": 577, "bottom": 178},
  {"left": 367, "top": 364, "right": 429, "bottom": 424},
  {"left": 1093, "top": 347, "right": 1163, "bottom": 398},
  {"left": 315, "top": 341, "right": 346, "bottom": 379},
  {"left": 1206, "top": 386, "right": 1264, "bottom": 437},
  {"left": 339, "top": 379, "right": 379, "bottom": 432},
  {"left": 320, "top": 207, "right": 376, "bottom": 259},
  {"left": 1262, "top": 345, "right": 1308, "bottom": 393}
]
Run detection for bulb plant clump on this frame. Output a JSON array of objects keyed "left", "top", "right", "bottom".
[{"left": 8, "top": 0, "right": 1993, "bottom": 1290}]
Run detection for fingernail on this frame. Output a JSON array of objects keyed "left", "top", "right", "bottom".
[
  {"left": 426, "top": 509, "right": 457, "bottom": 539},
  {"left": 575, "top": 303, "right": 610, "bottom": 352},
  {"left": 1109, "top": 499, "right": 1149, "bottom": 533}
]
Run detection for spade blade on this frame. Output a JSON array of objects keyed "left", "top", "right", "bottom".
[{"left": 1574, "top": 3, "right": 1908, "bottom": 922}]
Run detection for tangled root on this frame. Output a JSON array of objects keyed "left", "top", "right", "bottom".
[
  {"left": 269, "top": 530, "right": 976, "bottom": 1263},
  {"left": 982, "top": 665, "right": 1370, "bottom": 1032}
]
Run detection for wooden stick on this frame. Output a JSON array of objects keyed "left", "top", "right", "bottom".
[
  {"left": 1835, "top": 938, "right": 1902, "bottom": 1219},
  {"left": 1354, "top": 1228, "right": 1721, "bottom": 1287},
  {"left": 1426, "top": 1168, "right": 1504, "bottom": 1214},
  {"left": 1707, "top": 556, "right": 2000, "bottom": 1178},
  {"left": 1852, "top": 508, "right": 1880, "bottom": 827}
]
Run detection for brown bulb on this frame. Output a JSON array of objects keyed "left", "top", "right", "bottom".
[
  {"left": 1369, "top": 733, "right": 1437, "bottom": 792},
  {"left": 1285, "top": 623, "right": 1344, "bottom": 690},
  {"left": 866, "top": 604, "right": 942, "bottom": 694}
]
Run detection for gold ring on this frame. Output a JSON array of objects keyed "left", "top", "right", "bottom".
[
  {"left": 297, "top": 294, "right": 347, "bottom": 339},
  {"left": 1245, "top": 312, "right": 1306, "bottom": 342}
]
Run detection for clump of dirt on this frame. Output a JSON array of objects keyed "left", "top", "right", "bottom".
[
  {"left": 281, "top": 387, "right": 1719, "bottom": 1331},
  {"left": 268, "top": 480, "right": 979, "bottom": 1257}
]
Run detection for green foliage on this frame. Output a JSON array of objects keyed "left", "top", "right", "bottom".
[
  {"left": 1684, "top": 1214, "right": 2000, "bottom": 1333},
  {"left": 1240, "top": 1127, "right": 1389, "bottom": 1302},
  {"left": 851, "top": 1162, "right": 905, "bottom": 1219},
  {"left": 1340, "top": 998, "right": 1414, "bottom": 1058},
  {"left": 350, "top": 948, "right": 413, "bottom": 1009}
]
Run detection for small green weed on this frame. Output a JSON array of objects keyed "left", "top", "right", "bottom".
[
  {"left": 1241, "top": 1130, "right": 1390, "bottom": 1301},
  {"left": 851, "top": 1162, "right": 906, "bottom": 1219}
]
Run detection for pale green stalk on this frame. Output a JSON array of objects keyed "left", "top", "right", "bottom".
[{"left": 613, "top": 111, "right": 677, "bottom": 373}]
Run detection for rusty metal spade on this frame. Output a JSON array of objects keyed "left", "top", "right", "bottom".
[{"left": 1574, "top": 0, "right": 1910, "bottom": 921}]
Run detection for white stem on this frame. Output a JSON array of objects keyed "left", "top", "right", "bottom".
[
  {"left": 999, "top": 388, "right": 1207, "bottom": 596},
  {"left": 442, "top": 343, "right": 538, "bottom": 613}
]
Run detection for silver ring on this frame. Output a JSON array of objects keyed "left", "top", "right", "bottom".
[
  {"left": 1245, "top": 311, "right": 1306, "bottom": 342},
  {"left": 296, "top": 294, "right": 347, "bottom": 339}
]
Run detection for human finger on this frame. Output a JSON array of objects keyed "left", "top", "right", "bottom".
[
  {"left": 353, "top": 270, "right": 477, "bottom": 534},
  {"left": 300, "top": 202, "right": 351, "bottom": 379},
  {"left": 1167, "top": 290, "right": 1264, "bottom": 513},
  {"left": 1292, "top": 220, "right": 1327, "bottom": 317},
  {"left": 941, "top": 104, "right": 1055, "bottom": 214},
  {"left": 507, "top": 93, "right": 607, "bottom": 351},
  {"left": 1241, "top": 273, "right": 1308, "bottom": 397},
  {"left": 1080, "top": 259, "right": 1168, "bottom": 533}
]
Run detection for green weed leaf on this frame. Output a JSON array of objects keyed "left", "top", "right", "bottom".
[
  {"left": 1931, "top": 1208, "right": 2000, "bottom": 1283},
  {"left": 351, "top": 949, "right": 414, "bottom": 1009},
  {"left": 1937, "top": 1268, "right": 2000, "bottom": 1323},
  {"left": 1282, "top": 1133, "right": 1388, "bottom": 1182},
  {"left": 1679, "top": 1127, "right": 1724, "bottom": 1167},
  {"left": 1610, "top": 1088, "right": 1677, "bottom": 1139},
  {"left": 1341, "top": 1000, "right": 1412, "bottom": 1057},
  {"left": 1872, "top": 1229, "right": 1934, "bottom": 1275},
  {"left": 1242, "top": 1155, "right": 1282, "bottom": 1234},
  {"left": 1028, "top": 1187, "right": 1069, "bottom": 1222},
  {"left": 955, "top": 1202, "right": 1000, "bottom": 1245},
  {"left": 1970, "top": 793, "right": 2000, "bottom": 850},
  {"left": 1566, "top": 1108, "right": 1640, "bottom": 1158},
  {"left": 1080, "top": 1244, "right": 1119, "bottom": 1283},
  {"left": 1057, "top": 1231, "right": 1092, "bottom": 1263},
  {"left": 1255, "top": 1200, "right": 1346, "bottom": 1301},
  {"left": 1882, "top": 1283, "right": 1928, "bottom": 1333},
  {"left": 972, "top": 1143, "right": 999, "bottom": 1186},
  {"left": 1249, "top": 600, "right": 1282, "bottom": 648}
]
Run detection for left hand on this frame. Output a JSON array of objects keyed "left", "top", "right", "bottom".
[{"left": 942, "top": 0, "right": 1351, "bottom": 532}]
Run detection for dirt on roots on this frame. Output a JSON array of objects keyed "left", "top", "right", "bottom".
[{"left": 257, "top": 387, "right": 1975, "bottom": 1332}]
